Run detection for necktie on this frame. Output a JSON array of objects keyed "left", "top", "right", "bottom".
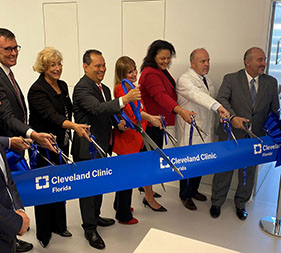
[
  {"left": 250, "top": 78, "right": 256, "bottom": 106},
  {"left": 98, "top": 84, "right": 106, "bottom": 101},
  {"left": 9, "top": 70, "right": 26, "bottom": 123},
  {"left": 202, "top": 76, "right": 209, "bottom": 90},
  {"left": 98, "top": 84, "right": 103, "bottom": 93}
]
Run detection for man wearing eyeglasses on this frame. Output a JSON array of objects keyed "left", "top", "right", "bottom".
[
  {"left": 0, "top": 28, "right": 57, "bottom": 252},
  {"left": 0, "top": 28, "right": 54, "bottom": 154}
]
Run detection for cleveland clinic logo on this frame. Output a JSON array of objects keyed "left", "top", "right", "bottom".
[
  {"left": 254, "top": 144, "right": 262, "bottom": 154},
  {"left": 159, "top": 157, "right": 170, "bottom": 169},
  {"left": 35, "top": 175, "right": 50, "bottom": 190}
]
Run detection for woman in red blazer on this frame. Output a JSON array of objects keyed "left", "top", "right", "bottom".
[
  {"left": 139, "top": 40, "right": 196, "bottom": 210},
  {"left": 113, "top": 56, "right": 163, "bottom": 223}
]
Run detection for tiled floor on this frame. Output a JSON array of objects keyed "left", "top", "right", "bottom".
[{"left": 20, "top": 164, "right": 281, "bottom": 252}]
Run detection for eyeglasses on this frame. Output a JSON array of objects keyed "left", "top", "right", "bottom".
[{"left": 0, "top": 45, "right": 21, "bottom": 54}]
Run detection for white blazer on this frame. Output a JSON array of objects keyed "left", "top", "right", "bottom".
[{"left": 175, "top": 68, "right": 217, "bottom": 146}]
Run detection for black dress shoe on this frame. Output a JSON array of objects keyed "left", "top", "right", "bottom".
[
  {"left": 182, "top": 198, "right": 197, "bottom": 211},
  {"left": 39, "top": 240, "right": 49, "bottom": 248},
  {"left": 210, "top": 205, "right": 221, "bottom": 218},
  {"left": 143, "top": 197, "right": 167, "bottom": 212},
  {"left": 193, "top": 192, "right": 207, "bottom": 201},
  {"left": 54, "top": 230, "right": 72, "bottom": 237},
  {"left": 236, "top": 208, "right": 248, "bottom": 220},
  {"left": 97, "top": 216, "right": 115, "bottom": 227},
  {"left": 85, "top": 230, "right": 105, "bottom": 249},
  {"left": 16, "top": 239, "right": 33, "bottom": 252},
  {"left": 138, "top": 187, "right": 162, "bottom": 198}
]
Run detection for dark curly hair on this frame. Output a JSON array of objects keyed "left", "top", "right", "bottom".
[{"left": 141, "top": 40, "right": 175, "bottom": 71}]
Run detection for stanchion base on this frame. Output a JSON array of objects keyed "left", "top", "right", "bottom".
[{"left": 260, "top": 216, "right": 281, "bottom": 237}]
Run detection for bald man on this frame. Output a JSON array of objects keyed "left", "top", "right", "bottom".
[
  {"left": 175, "top": 48, "right": 228, "bottom": 211},
  {"left": 210, "top": 47, "right": 279, "bottom": 220}
]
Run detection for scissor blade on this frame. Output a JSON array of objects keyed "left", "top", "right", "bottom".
[
  {"left": 134, "top": 123, "right": 184, "bottom": 177},
  {"left": 90, "top": 137, "right": 107, "bottom": 158},
  {"left": 61, "top": 152, "right": 77, "bottom": 166},
  {"left": 37, "top": 150, "right": 56, "bottom": 166},
  {"left": 164, "top": 130, "right": 178, "bottom": 146},
  {"left": 231, "top": 132, "right": 239, "bottom": 145},
  {"left": 194, "top": 126, "right": 205, "bottom": 143},
  {"left": 133, "top": 123, "right": 183, "bottom": 177},
  {"left": 243, "top": 127, "right": 263, "bottom": 143},
  {"left": 154, "top": 147, "right": 184, "bottom": 178}
]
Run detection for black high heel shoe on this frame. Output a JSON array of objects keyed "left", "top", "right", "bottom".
[
  {"left": 142, "top": 197, "right": 167, "bottom": 212},
  {"left": 138, "top": 187, "right": 162, "bottom": 198}
]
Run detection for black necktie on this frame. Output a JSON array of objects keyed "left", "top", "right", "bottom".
[{"left": 202, "top": 76, "right": 209, "bottom": 90}]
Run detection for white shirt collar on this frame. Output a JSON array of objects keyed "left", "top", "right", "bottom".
[
  {"left": 0, "top": 62, "right": 10, "bottom": 76},
  {"left": 245, "top": 69, "right": 258, "bottom": 84}
]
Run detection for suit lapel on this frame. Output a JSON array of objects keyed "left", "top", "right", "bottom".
[
  {"left": 239, "top": 70, "right": 252, "bottom": 110},
  {"left": 102, "top": 85, "right": 111, "bottom": 102},
  {"left": 0, "top": 67, "right": 27, "bottom": 113}
]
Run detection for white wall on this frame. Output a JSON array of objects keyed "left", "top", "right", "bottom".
[{"left": 0, "top": 0, "right": 272, "bottom": 98}]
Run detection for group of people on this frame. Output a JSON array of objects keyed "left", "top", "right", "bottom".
[{"left": 0, "top": 26, "right": 279, "bottom": 253}]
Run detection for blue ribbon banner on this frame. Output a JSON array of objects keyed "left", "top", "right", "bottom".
[{"left": 12, "top": 136, "right": 279, "bottom": 207}]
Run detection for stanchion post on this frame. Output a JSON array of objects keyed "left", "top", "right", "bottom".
[{"left": 259, "top": 174, "right": 281, "bottom": 237}]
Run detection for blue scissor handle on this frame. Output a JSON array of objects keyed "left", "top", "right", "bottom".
[
  {"left": 121, "top": 79, "right": 142, "bottom": 122},
  {"left": 114, "top": 112, "right": 135, "bottom": 130}
]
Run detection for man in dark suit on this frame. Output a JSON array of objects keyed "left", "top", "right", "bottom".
[
  {"left": 72, "top": 49, "right": 141, "bottom": 250},
  {"left": 0, "top": 28, "right": 54, "bottom": 151},
  {"left": 0, "top": 136, "right": 31, "bottom": 253},
  {"left": 0, "top": 28, "right": 55, "bottom": 252},
  {"left": 210, "top": 47, "right": 279, "bottom": 220}
]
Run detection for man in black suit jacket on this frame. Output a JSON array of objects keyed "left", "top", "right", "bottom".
[
  {"left": 0, "top": 28, "right": 56, "bottom": 252},
  {"left": 0, "top": 136, "right": 31, "bottom": 253},
  {"left": 210, "top": 47, "right": 279, "bottom": 220},
  {"left": 72, "top": 49, "right": 140, "bottom": 250},
  {"left": 0, "top": 28, "right": 54, "bottom": 153}
]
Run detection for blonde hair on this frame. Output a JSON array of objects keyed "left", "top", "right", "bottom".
[
  {"left": 114, "top": 56, "right": 136, "bottom": 88},
  {"left": 33, "top": 47, "right": 63, "bottom": 73}
]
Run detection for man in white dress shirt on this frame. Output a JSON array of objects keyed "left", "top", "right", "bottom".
[{"left": 175, "top": 48, "right": 228, "bottom": 211}]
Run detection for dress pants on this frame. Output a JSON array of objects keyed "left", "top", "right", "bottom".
[
  {"left": 34, "top": 145, "right": 69, "bottom": 242},
  {"left": 79, "top": 194, "right": 102, "bottom": 234},
  {"left": 35, "top": 202, "right": 67, "bottom": 241},
  {"left": 211, "top": 166, "right": 257, "bottom": 209},
  {"left": 74, "top": 155, "right": 103, "bottom": 235},
  {"left": 114, "top": 189, "right": 133, "bottom": 222},
  {"left": 179, "top": 176, "right": 202, "bottom": 200},
  {"left": 0, "top": 238, "right": 16, "bottom": 253}
]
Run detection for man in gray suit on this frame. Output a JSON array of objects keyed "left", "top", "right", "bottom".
[
  {"left": 72, "top": 49, "right": 141, "bottom": 250},
  {"left": 210, "top": 47, "right": 279, "bottom": 220}
]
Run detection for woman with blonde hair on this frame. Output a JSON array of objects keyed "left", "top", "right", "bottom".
[{"left": 28, "top": 47, "right": 90, "bottom": 247}]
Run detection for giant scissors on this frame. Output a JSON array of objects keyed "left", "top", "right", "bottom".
[
  {"left": 85, "top": 126, "right": 107, "bottom": 158},
  {"left": 243, "top": 122, "right": 263, "bottom": 143},
  {"left": 222, "top": 118, "right": 238, "bottom": 145},
  {"left": 115, "top": 79, "right": 183, "bottom": 178},
  {"left": 49, "top": 133, "right": 76, "bottom": 165},
  {"left": 160, "top": 115, "right": 178, "bottom": 147},
  {"left": 190, "top": 115, "right": 207, "bottom": 143},
  {"left": 20, "top": 137, "right": 56, "bottom": 166}
]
